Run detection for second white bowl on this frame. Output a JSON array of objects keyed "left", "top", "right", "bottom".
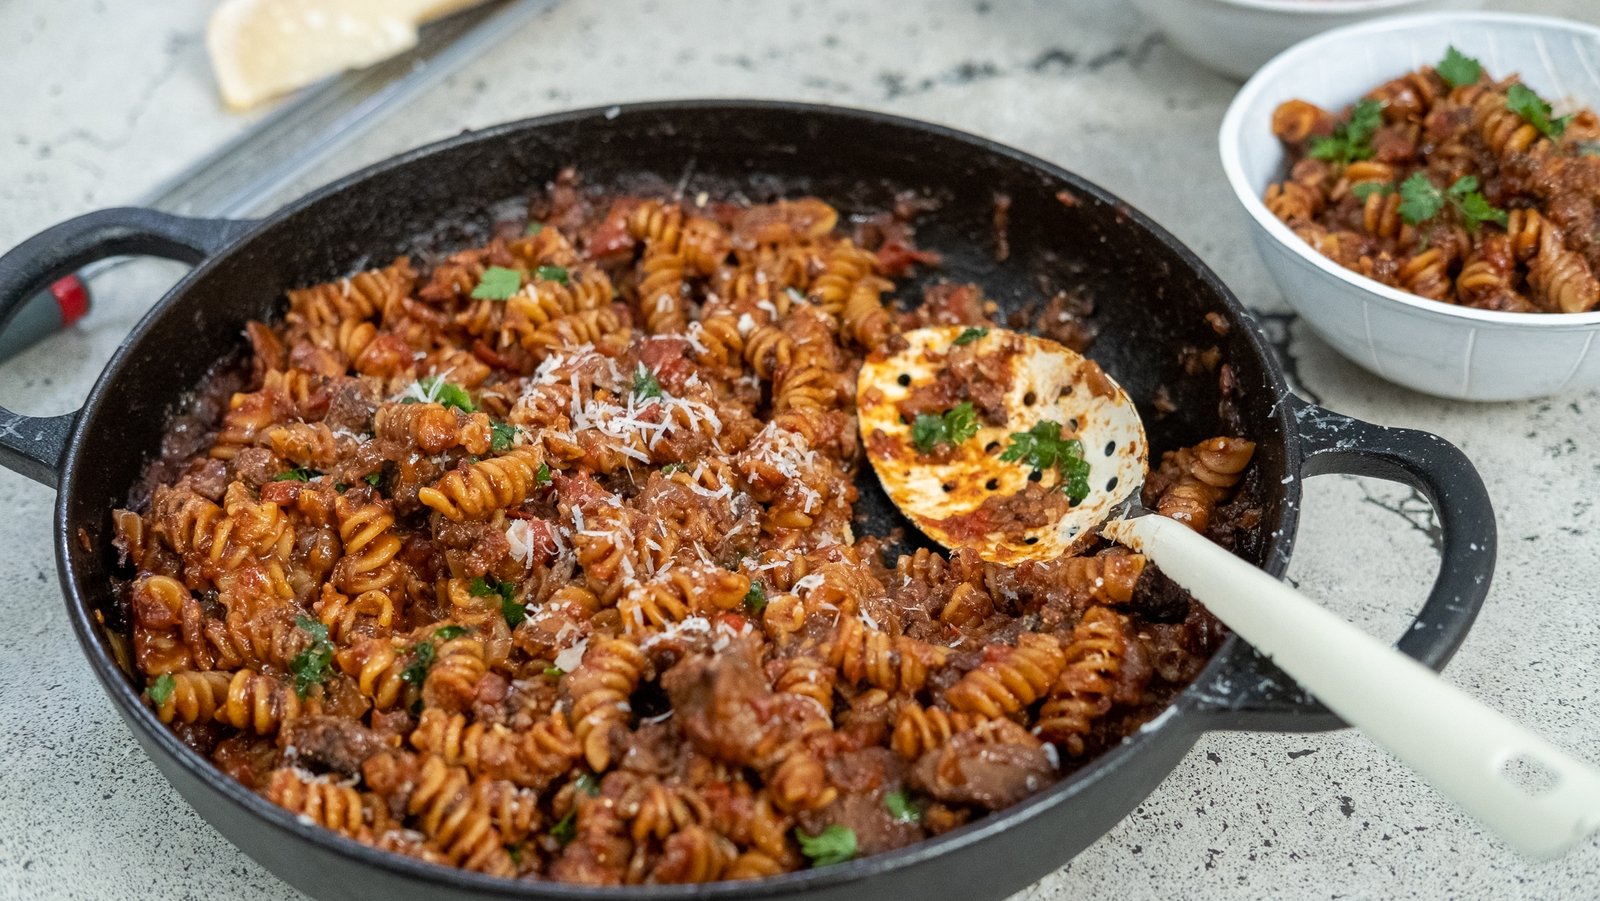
[{"left": 1219, "top": 12, "right": 1600, "bottom": 401}]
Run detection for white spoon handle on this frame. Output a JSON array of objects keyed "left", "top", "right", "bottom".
[{"left": 1108, "top": 514, "right": 1600, "bottom": 860}]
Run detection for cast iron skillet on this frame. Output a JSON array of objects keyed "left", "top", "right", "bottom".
[{"left": 0, "top": 101, "right": 1495, "bottom": 901}]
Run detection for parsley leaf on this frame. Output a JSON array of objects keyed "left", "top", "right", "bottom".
[
  {"left": 471, "top": 266, "right": 523, "bottom": 301},
  {"left": 334, "top": 481, "right": 349, "bottom": 493},
  {"left": 535, "top": 264, "right": 570, "bottom": 285},
  {"left": 400, "top": 641, "right": 436, "bottom": 687},
  {"left": 471, "top": 576, "right": 525, "bottom": 627},
  {"left": 575, "top": 773, "right": 601, "bottom": 796},
  {"left": 797, "top": 825, "right": 857, "bottom": 867},
  {"left": 1000, "top": 420, "right": 1092, "bottom": 503},
  {"left": 434, "top": 625, "right": 469, "bottom": 641},
  {"left": 659, "top": 463, "right": 683, "bottom": 475},
  {"left": 290, "top": 615, "right": 334, "bottom": 697},
  {"left": 745, "top": 582, "right": 768, "bottom": 614},
  {"left": 1449, "top": 175, "right": 1508, "bottom": 229},
  {"left": 544, "top": 665, "right": 565, "bottom": 678},
  {"left": 632, "top": 366, "right": 663, "bottom": 401},
  {"left": 535, "top": 463, "right": 552, "bottom": 485},
  {"left": 1507, "top": 83, "right": 1572, "bottom": 140},
  {"left": 885, "top": 790, "right": 922, "bottom": 824},
  {"left": 148, "top": 673, "right": 175, "bottom": 707},
  {"left": 1350, "top": 181, "right": 1394, "bottom": 202},
  {"left": 1308, "top": 99, "right": 1383, "bottom": 166},
  {"left": 272, "top": 467, "right": 318, "bottom": 482},
  {"left": 953, "top": 327, "right": 989, "bottom": 346},
  {"left": 524, "top": 221, "right": 545, "bottom": 236},
  {"left": 910, "top": 402, "right": 980, "bottom": 454},
  {"left": 1399, "top": 172, "right": 1506, "bottom": 229},
  {"left": 1437, "top": 45, "right": 1482, "bottom": 88},
  {"left": 550, "top": 808, "right": 578, "bottom": 845},
  {"left": 403, "top": 376, "right": 476, "bottom": 413},
  {"left": 490, "top": 420, "right": 518, "bottom": 453},
  {"left": 364, "top": 472, "right": 383, "bottom": 488},
  {"left": 1398, "top": 172, "right": 1446, "bottom": 225}
]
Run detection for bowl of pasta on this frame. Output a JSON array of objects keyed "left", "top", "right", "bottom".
[
  {"left": 1129, "top": 0, "right": 1485, "bottom": 81},
  {"left": 0, "top": 102, "right": 1495, "bottom": 899},
  {"left": 1220, "top": 12, "right": 1600, "bottom": 401}
]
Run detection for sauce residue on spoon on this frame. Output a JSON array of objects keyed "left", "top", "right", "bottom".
[{"left": 858, "top": 326, "right": 1148, "bottom": 564}]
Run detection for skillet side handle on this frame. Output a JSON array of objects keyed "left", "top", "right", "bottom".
[
  {"left": 1197, "top": 397, "right": 1498, "bottom": 732},
  {"left": 0, "top": 208, "right": 257, "bottom": 488}
]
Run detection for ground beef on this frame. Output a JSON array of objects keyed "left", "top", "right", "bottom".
[
  {"left": 908, "top": 732, "right": 1055, "bottom": 810},
  {"left": 279, "top": 715, "right": 392, "bottom": 775}
]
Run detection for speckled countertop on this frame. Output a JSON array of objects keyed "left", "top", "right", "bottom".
[{"left": 2, "top": 1, "right": 1598, "bottom": 898}]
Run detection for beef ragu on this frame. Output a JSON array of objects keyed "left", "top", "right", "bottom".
[{"left": 109, "top": 169, "right": 1256, "bottom": 884}]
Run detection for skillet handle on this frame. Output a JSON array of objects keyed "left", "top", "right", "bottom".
[
  {"left": 0, "top": 208, "right": 256, "bottom": 488},
  {"left": 1194, "top": 397, "right": 1497, "bottom": 732}
]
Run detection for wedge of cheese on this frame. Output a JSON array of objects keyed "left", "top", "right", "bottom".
[{"left": 207, "top": 0, "right": 492, "bottom": 111}]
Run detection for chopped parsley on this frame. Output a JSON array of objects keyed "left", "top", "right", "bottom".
[
  {"left": 1001, "top": 420, "right": 1092, "bottom": 504},
  {"left": 1398, "top": 173, "right": 1507, "bottom": 229},
  {"left": 434, "top": 625, "right": 469, "bottom": 641},
  {"left": 885, "top": 790, "right": 922, "bottom": 824},
  {"left": 400, "top": 641, "right": 437, "bottom": 686},
  {"left": 659, "top": 463, "right": 684, "bottom": 475},
  {"left": 334, "top": 481, "right": 349, "bottom": 493},
  {"left": 524, "top": 221, "right": 545, "bottom": 236},
  {"left": 632, "top": 366, "right": 663, "bottom": 401},
  {"left": 290, "top": 616, "right": 334, "bottom": 698},
  {"left": 490, "top": 420, "right": 519, "bottom": 453},
  {"left": 402, "top": 376, "right": 476, "bottom": 413},
  {"left": 535, "top": 264, "right": 570, "bottom": 285},
  {"left": 910, "top": 402, "right": 979, "bottom": 454},
  {"left": 272, "top": 467, "right": 318, "bottom": 482},
  {"left": 535, "top": 463, "right": 552, "bottom": 485},
  {"left": 796, "top": 825, "right": 857, "bottom": 867},
  {"left": 148, "top": 673, "right": 175, "bottom": 707},
  {"left": 1507, "top": 82, "right": 1571, "bottom": 141},
  {"left": 575, "top": 773, "right": 601, "bottom": 796},
  {"left": 1308, "top": 98, "right": 1383, "bottom": 166},
  {"left": 544, "top": 665, "right": 565, "bottom": 679},
  {"left": 1350, "top": 181, "right": 1394, "bottom": 202},
  {"left": 471, "top": 575, "right": 525, "bottom": 628},
  {"left": 364, "top": 471, "right": 383, "bottom": 488},
  {"left": 549, "top": 808, "right": 578, "bottom": 845},
  {"left": 471, "top": 266, "right": 523, "bottom": 301},
  {"left": 1437, "top": 46, "right": 1482, "bottom": 89},
  {"left": 745, "top": 582, "right": 768, "bottom": 615},
  {"left": 952, "top": 327, "right": 989, "bottom": 346}
]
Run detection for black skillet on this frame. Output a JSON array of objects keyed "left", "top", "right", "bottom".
[{"left": 0, "top": 101, "right": 1495, "bottom": 901}]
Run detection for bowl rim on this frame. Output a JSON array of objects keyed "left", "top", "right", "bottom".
[
  {"left": 1218, "top": 9, "right": 1600, "bottom": 328},
  {"left": 1210, "top": 0, "right": 1447, "bottom": 15}
]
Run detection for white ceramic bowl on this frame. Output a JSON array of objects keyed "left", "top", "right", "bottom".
[
  {"left": 1128, "top": 0, "right": 1485, "bottom": 80},
  {"left": 1219, "top": 12, "right": 1600, "bottom": 402}
]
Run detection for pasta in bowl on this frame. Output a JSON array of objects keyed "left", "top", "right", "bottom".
[
  {"left": 114, "top": 176, "right": 1257, "bottom": 884},
  {"left": 1220, "top": 12, "right": 1600, "bottom": 399}
]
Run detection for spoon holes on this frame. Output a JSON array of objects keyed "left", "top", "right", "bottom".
[
  {"left": 1023, "top": 536, "right": 1038, "bottom": 545},
  {"left": 985, "top": 478, "right": 1000, "bottom": 491},
  {"left": 897, "top": 373, "right": 912, "bottom": 387},
  {"left": 1023, "top": 391, "right": 1037, "bottom": 407},
  {"left": 1027, "top": 470, "right": 1042, "bottom": 482},
  {"left": 1105, "top": 476, "right": 1119, "bottom": 492},
  {"left": 1059, "top": 384, "right": 1073, "bottom": 399},
  {"left": 1104, "top": 440, "right": 1116, "bottom": 456}
]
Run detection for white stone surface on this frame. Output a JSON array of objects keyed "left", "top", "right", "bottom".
[{"left": 1, "top": 1, "right": 1598, "bottom": 898}]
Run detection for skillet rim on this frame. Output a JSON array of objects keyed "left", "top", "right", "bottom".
[{"left": 54, "top": 98, "right": 1303, "bottom": 898}]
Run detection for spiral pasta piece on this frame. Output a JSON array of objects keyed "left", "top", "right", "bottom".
[{"left": 419, "top": 446, "right": 546, "bottom": 520}]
